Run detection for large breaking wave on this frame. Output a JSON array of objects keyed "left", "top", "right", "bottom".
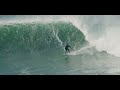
[
  {"left": 0, "top": 22, "right": 87, "bottom": 55},
  {"left": 1, "top": 15, "right": 120, "bottom": 75},
  {"left": 0, "top": 15, "right": 120, "bottom": 57}
]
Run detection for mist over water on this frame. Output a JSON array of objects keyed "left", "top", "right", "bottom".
[{"left": 1, "top": 15, "right": 120, "bottom": 75}]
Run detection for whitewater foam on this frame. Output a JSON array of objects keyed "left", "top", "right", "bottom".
[{"left": 66, "top": 45, "right": 93, "bottom": 56}]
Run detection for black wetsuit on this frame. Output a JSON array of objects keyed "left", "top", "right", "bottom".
[{"left": 65, "top": 44, "right": 71, "bottom": 53}]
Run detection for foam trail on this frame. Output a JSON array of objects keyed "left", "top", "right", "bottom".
[
  {"left": 51, "top": 25, "right": 64, "bottom": 49},
  {"left": 67, "top": 45, "right": 93, "bottom": 55}
]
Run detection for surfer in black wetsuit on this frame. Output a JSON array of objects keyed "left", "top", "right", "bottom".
[{"left": 65, "top": 44, "right": 71, "bottom": 53}]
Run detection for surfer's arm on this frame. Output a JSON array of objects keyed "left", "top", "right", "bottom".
[{"left": 69, "top": 46, "right": 72, "bottom": 49}]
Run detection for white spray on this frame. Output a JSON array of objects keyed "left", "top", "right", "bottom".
[{"left": 51, "top": 25, "right": 64, "bottom": 50}]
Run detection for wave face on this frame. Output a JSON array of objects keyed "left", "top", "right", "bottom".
[{"left": 0, "top": 22, "right": 86, "bottom": 55}]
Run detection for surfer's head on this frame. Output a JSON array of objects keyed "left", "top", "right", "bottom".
[{"left": 65, "top": 44, "right": 68, "bottom": 46}]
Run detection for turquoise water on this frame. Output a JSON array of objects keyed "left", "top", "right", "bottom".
[
  {"left": 0, "top": 22, "right": 87, "bottom": 75},
  {"left": 1, "top": 15, "right": 120, "bottom": 75}
]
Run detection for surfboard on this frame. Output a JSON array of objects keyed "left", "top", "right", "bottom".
[{"left": 64, "top": 51, "right": 77, "bottom": 56}]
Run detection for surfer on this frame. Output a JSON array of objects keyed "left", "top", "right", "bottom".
[{"left": 65, "top": 44, "right": 71, "bottom": 53}]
